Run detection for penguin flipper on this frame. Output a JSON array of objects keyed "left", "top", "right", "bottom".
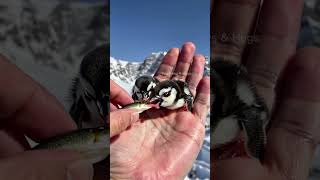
[
  {"left": 185, "top": 95, "right": 193, "bottom": 112},
  {"left": 175, "top": 80, "right": 193, "bottom": 112},
  {"left": 238, "top": 107, "right": 266, "bottom": 161}
]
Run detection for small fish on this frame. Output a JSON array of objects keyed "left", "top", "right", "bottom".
[
  {"left": 33, "top": 127, "right": 109, "bottom": 164},
  {"left": 121, "top": 102, "right": 156, "bottom": 113}
]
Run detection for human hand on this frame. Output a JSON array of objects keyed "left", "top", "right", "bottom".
[
  {"left": 212, "top": 0, "right": 320, "bottom": 179},
  {"left": 0, "top": 55, "right": 94, "bottom": 180},
  {"left": 109, "top": 80, "right": 141, "bottom": 138},
  {"left": 110, "top": 42, "right": 210, "bottom": 179}
]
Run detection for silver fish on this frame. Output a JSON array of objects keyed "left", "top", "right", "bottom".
[
  {"left": 33, "top": 127, "right": 109, "bottom": 164},
  {"left": 121, "top": 102, "right": 155, "bottom": 113}
]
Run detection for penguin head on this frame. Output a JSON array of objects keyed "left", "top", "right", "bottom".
[
  {"left": 150, "top": 80, "right": 181, "bottom": 108},
  {"left": 79, "top": 44, "right": 109, "bottom": 122},
  {"left": 132, "top": 75, "right": 158, "bottom": 101}
]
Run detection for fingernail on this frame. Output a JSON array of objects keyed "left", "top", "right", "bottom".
[
  {"left": 183, "top": 42, "right": 195, "bottom": 49},
  {"left": 67, "top": 160, "right": 94, "bottom": 180},
  {"left": 168, "top": 48, "right": 179, "bottom": 55}
]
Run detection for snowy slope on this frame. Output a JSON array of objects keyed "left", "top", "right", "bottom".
[
  {"left": 110, "top": 52, "right": 167, "bottom": 83},
  {"left": 0, "top": 0, "right": 108, "bottom": 72},
  {"left": 111, "top": 52, "right": 210, "bottom": 84},
  {"left": 0, "top": 0, "right": 108, "bottom": 110}
]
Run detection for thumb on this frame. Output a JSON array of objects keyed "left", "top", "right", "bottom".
[
  {"left": 110, "top": 109, "right": 140, "bottom": 138},
  {"left": 0, "top": 150, "right": 93, "bottom": 180}
]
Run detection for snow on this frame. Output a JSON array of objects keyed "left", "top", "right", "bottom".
[
  {"left": 188, "top": 128, "right": 210, "bottom": 179},
  {"left": 110, "top": 56, "right": 140, "bottom": 65}
]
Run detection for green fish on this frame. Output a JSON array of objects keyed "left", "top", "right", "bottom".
[{"left": 33, "top": 127, "right": 109, "bottom": 164}]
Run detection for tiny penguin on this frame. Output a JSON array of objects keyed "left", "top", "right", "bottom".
[
  {"left": 150, "top": 80, "right": 193, "bottom": 111},
  {"left": 69, "top": 44, "right": 109, "bottom": 129},
  {"left": 211, "top": 60, "right": 269, "bottom": 162},
  {"left": 132, "top": 75, "right": 158, "bottom": 102}
]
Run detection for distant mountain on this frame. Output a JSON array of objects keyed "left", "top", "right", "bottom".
[
  {"left": 0, "top": 0, "right": 108, "bottom": 72},
  {"left": 110, "top": 52, "right": 210, "bottom": 84}
]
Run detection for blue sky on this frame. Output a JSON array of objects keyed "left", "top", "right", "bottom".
[{"left": 110, "top": 0, "right": 210, "bottom": 61}]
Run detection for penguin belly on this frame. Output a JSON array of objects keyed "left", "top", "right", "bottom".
[
  {"left": 211, "top": 116, "right": 241, "bottom": 148},
  {"left": 166, "top": 98, "right": 185, "bottom": 110}
]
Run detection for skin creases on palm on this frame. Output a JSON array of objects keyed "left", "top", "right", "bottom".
[
  {"left": 110, "top": 109, "right": 205, "bottom": 178},
  {"left": 212, "top": 138, "right": 248, "bottom": 161}
]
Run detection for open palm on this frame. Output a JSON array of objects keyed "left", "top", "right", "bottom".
[{"left": 110, "top": 43, "right": 210, "bottom": 179}]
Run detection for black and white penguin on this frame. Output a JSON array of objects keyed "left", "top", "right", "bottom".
[
  {"left": 69, "top": 44, "right": 109, "bottom": 129},
  {"left": 211, "top": 60, "right": 269, "bottom": 161},
  {"left": 132, "top": 75, "right": 158, "bottom": 102},
  {"left": 150, "top": 80, "right": 194, "bottom": 111}
]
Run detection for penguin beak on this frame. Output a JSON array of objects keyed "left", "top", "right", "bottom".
[
  {"left": 97, "top": 95, "right": 109, "bottom": 121},
  {"left": 97, "top": 101, "right": 104, "bottom": 119},
  {"left": 149, "top": 95, "right": 161, "bottom": 104},
  {"left": 142, "top": 92, "right": 149, "bottom": 102},
  {"left": 142, "top": 98, "right": 149, "bottom": 103}
]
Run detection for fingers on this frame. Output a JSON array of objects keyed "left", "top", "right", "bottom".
[
  {"left": 172, "top": 42, "right": 196, "bottom": 81},
  {"left": 211, "top": 0, "right": 261, "bottom": 64},
  {"left": 0, "top": 55, "right": 76, "bottom": 141},
  {"left": 187, "top": 54, "right": 206, "bottom": 96},
  {"left": 110, "top": 103, "right": 117, "bottom": 111},
  {"left": 0, "top": 150, "right": 93, "bottom": 180},
  {"left": 0, "top": 129, "right": 29, "bottom": 157},
  {"left": 192, "top": 77, "right": 210, "bottom": 124},
  {"left": 245, "top": 0, "right": 304, "bottom": 109},
  {"left": 265, "top": 48, "right": 320, "bottom": 180},
  {"left": 154, "top": 48, "right": 179, "bottom": 81},
  {"left": 110, "top": 109, "right": 140, "bottom": 138},
  {"left": 110, "top": 80, "right": 133, "bottom": 106}
]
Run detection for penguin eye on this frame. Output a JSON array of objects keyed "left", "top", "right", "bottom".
[
  {"left": 137, "top": 93, "right": 142, "bottom": 99},
  {"left": 84, "top": 91, "right": 95, "bottom": 100},
  {"left": 84, "top": 91, "right": 90, "bottom": 98},
  {"left": 163, "top": 92, "right": 170, "bottom": 97}
]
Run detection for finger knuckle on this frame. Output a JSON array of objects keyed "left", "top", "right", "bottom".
[
  {"left": 275, "top": 120, "right": 318, "bottom": 145},
  {"left": 211, "top": 47, "right": 242, "bottom": 65},
  {"left": 187, "top": 78, "right": 197, "bottom": 89},
  {"left": 249, "top": 66, "right": 278, "bottom": 90},
  {"left": 116, "top": 115, "right": 127, "bottom": 132},
  {"left": 274, "top": 99, "right": 320, "bottom": 145},
  {"left": 196, "top": 95, "right": 209, "bottom": 106}
]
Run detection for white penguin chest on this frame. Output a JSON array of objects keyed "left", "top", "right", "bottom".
[
  {"left": 211, "top": 116, "right": 241, "bottom": 147},
  {"left": 166, "top": 98, "right": 185, "bottom": 109}
]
